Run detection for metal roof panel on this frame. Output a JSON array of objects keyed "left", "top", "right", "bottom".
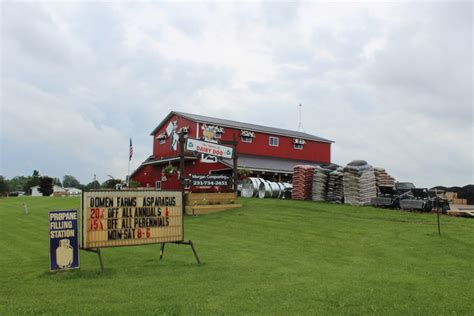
[
  {"left": 174, "top": 111, "right": 333, "bottom": 143},
  {"left": 150, "top": 111, "right": 333, "bottom": 143}
]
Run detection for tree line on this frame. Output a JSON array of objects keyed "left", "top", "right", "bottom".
[{"left": 0, "top": 170, "right": 137, "bottom": 196}]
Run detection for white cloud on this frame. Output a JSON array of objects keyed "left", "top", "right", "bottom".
[
  {"left": 1, "top": 80, "right": 143, "bottom": 182},
  {"left": 1, "top": 1, "right": 472, "bottom": 187}
]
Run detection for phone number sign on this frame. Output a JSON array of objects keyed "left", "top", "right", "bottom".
[
  {"left": 189, "top": 174, "right": 230, "bottom": 186},
  {"left": 186, "top": 138, "right": 233, "bottom": 159},
  {"left": 81, "top": 190, "right": 183, "bottom": 249}
]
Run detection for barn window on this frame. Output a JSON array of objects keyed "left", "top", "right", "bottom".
[
  {"left": 293, "top": 138, "right": 305, "bottom": 150},
  {"left": 156, "top": 133, "right": 167, "bottom": 144},
  {"left": 240, "top": 130, "right": 255, "bottom": 143},
  {"left": 269, "top": 136, "right": 279, "bottom": 147},
  {"left": 155, "top": 181, "right": 161, "bottom": 190},
  {"left": 241, "top": 136, "right": 253, "bottom": 143}
]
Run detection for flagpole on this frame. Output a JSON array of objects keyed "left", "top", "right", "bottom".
[
  {"left": 127, "top": 158, "right": 130, "bottom": 185},
  {"left": 127, "top": 137, "right": 132, "bottom": 185}
]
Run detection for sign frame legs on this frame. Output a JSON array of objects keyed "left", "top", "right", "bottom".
[
  {"left": 82, "top": 248, "right": 105, "bottom": 273},
  {"left": 159, "top": 243, "right": 165, "bottom": 259},
  {"left": 159, "top": 240, "right": 201, "bottom": 265}
]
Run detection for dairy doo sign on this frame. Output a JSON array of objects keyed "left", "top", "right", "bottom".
[
  {"left": 186, "top": 138, "right": 233, "bottom": 159},
  {"left": 49, "top": 210, "right": 80, "bottom": 271},
  {"left": 82, "top": 190, "right": 183, "bottom": 249}
]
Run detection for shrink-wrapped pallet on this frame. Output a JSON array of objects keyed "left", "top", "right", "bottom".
[
  {"left": 312, "top": 166, "right": 331, "bottom": 201},
  {"left": 374, "top": 168, "right": 396, "bottom": 194},
  {"left": 292, "top": 165, "right": 315, "bottom": 200},
  {"left": 327, "top": 167, "right": 344, "bottom": 203},
  {"left": 343, "top": 160, "right": 377, "bottom": 205}
]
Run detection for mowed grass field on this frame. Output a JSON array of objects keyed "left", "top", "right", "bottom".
[{"left": 0, "top": 197, "right": 473, "bottom": 315}]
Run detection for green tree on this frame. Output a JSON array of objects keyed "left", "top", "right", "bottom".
[
  {"left": 86, "top": 180, "right": 101, "bottom": 190},
  {"left": 102, "top": 179, "right": 122, "bottom": 189},
  {"left": 128, "top": 181, "right": 141, "bottom": 188},
  {"left": 62, "top": 175, "right": 81, "bottom": 188},
  {"left": 0, "top": 176, "right": 9, "bottom": 196},
  {"left": 38, "top": 176, "right": 54, "bottom": 196},
  {"left": 25, "top": 170, "right": 41, "bottom": 194},
  {"left": 7, "top": 176, "right": 29, "bottom": 192},
  {"left": 53, "top": 178, "right": 62, "bottom": 187}
]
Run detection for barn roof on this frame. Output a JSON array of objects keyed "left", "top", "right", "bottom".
[{"left": 150, "top": 111, "right": 333, "bottom": 143}]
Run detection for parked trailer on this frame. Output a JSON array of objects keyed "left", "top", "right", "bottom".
[
  {"left": 370, "top": 186, "right": 396, "bottom": 208},
  {"left": 371, "top": 182, "right": 449, "bottom": 212}
]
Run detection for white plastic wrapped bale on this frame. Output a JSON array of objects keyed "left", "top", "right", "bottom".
[
  {"left": 327, "top": 167, "right": 344, "bottom": 203},
  {"left": 312, "top": 166, "right": 330, "bottom": 201},
  {"left": 343, "top": 160, "right": 377, "bottom": 205}
]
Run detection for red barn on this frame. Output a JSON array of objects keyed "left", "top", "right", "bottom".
[{"left": 131, "top": 111, "right": 333, "bottom": 189}]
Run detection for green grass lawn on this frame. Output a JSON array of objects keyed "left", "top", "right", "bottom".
[{"left": 0, "top": 196, "right": 473, "bottom": 315}]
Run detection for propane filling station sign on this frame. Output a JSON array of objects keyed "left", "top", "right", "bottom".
[{"left": 49, "top": 209, "right": 80, "bottom": 271}]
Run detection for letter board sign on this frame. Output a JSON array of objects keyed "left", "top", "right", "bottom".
[{"left": 82, "top": 190, "right": 183, "bottom": 249}]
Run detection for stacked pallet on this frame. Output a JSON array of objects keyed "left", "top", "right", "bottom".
[
  {"left": 343, "top": 160, "right": 377, "bottom": 205},
  {"left": 374, "top": 168, "right": 396, "bottom": 193},
  {"left": 292, "top": 165, "right": 315, "bottom": 200},
  {"left": 446, "top": 192, "right": 468, "bottom": 205},
  {"left": 312, "top": 166, "right": 330, "bottom": 201},
  {"left": 327, "top": 167, "right": 344, "bottom": 203}
]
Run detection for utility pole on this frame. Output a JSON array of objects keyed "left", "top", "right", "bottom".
[{"left": 298, "top": 103, "right": 304, "bottom": 132}]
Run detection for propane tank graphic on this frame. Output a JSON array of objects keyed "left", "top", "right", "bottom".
[{"left": 56, "top": 239, "right": 73, "bottom": 268}]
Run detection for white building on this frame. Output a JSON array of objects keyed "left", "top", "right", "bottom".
[
  {"left": 65, "top": 187, "right": 82, "bottom": 195},
  {"left": 30, "top": 185, "right": 67, "bottom": 196}
]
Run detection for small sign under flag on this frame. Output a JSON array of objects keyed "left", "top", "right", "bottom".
[{"left": 49, "top": 210, "right": 80, "bottom": 271}]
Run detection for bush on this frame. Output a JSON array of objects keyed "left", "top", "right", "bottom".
[
  {"left": 128, "top": 181, "right": 141, "bottom": 188},
  {"left": 163, "top": 164, "right": 177, "bottom": 176}
]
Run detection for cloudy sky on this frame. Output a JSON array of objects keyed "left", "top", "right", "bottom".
[{"left": 1, "top": 1, "right": 472, "bottom": 187}]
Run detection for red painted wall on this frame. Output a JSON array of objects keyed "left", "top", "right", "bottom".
[
  {"left": 152, "top": 115, "right": 198, "bottom": 159},
  {"left": 216, "top": 128, "right": 331, "bottom": 163},
  {"left": 152, "top": 114, "right": 331, "bottom": 163},
  {"left": 132, "top": 164, "right": 162, "bottom": 188},
  {"left": 132, "top": 160, "right": 230, "bottom": 190}
]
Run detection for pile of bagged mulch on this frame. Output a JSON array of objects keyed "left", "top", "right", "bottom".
[
  {"left": 290, "top": 161, "right": 394, "bottom": 205},
  {"left": 343, "top": 160, "right": 377, "bottom": 205},
  {"left": 326, "top": 167, "right": 344, "bottom": 203},
  {"left": 312, "top": 166, "right": 330, "bottom": 201},
  {"left": 292, "top": 165, "right": 315, "bottom": 200},
  {"left": 374, "top": 168, "right": 396, "bottom": 194}
]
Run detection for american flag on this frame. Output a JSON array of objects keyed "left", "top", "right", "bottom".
[{"left": 129, "top": 138, "right": 133, "bottom": 160}]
